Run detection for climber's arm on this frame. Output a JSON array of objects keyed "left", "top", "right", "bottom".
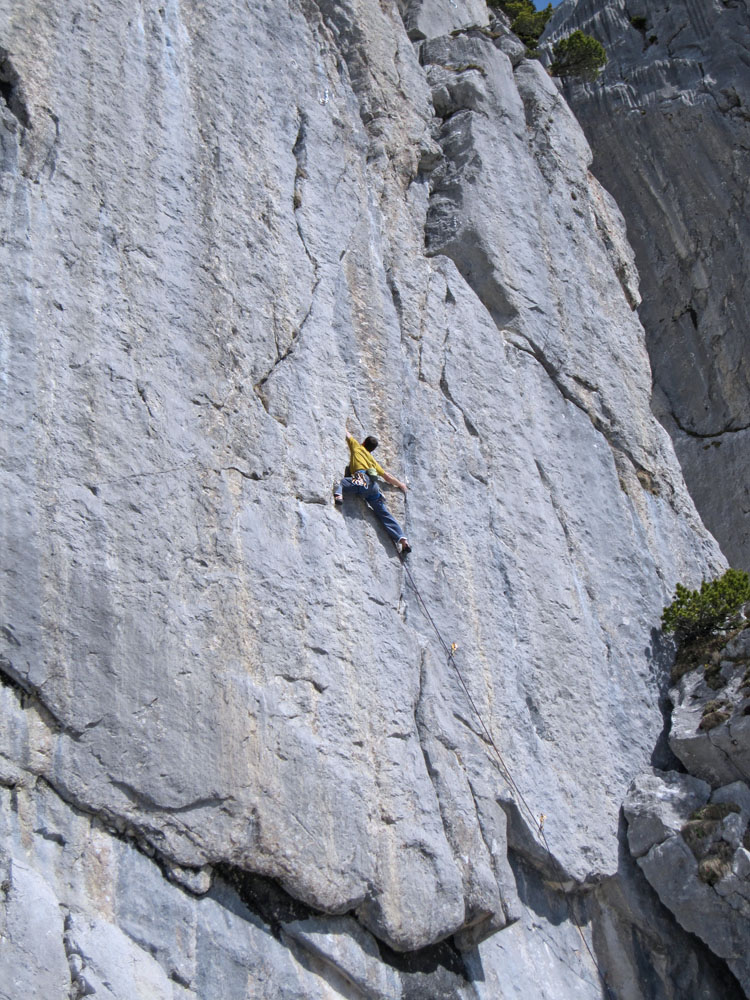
[{"left": 382, "top": 471, "right": 407, "bottom": 492}]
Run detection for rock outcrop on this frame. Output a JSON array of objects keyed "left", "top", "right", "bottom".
[
  {"left": 624, "top": 767, "right": 750, "bottom": 992},
  {"left": 670, "top": 627, "right": 750, "bottom": 787},
  {"left": 622, "top": 617, "right": 750, "bottom": 997},
  {"left": 0, "top": 0, "right": 744, "bottom": 997},
  {"left": 544, "top": 0, "right": 750, "bottom": 570}
]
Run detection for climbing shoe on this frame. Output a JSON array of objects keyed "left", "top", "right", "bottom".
[
  {"left": 334, "top": 494, "right": 343, "bottom": 506},
  {"left": 397, "top": 537, "right": 411, "bottom": 555}
]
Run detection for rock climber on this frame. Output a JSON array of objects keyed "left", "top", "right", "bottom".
[{"left": 334, "top": 431, "right": 411, "bottom": 554}]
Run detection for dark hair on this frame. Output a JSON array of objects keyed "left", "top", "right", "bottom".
[{"left": 363, "top": 435, "right": 378, "bottom": 452}]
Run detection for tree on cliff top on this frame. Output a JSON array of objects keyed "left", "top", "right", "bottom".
[
  {"left": 488, "top": 0, "right": 553, "bottom": 49},
  {"left": 549, "top": 29, "right": 607, "bottom": 80},
  {"left": 662, "top": 569, "right": 750, "bottom": 643}
]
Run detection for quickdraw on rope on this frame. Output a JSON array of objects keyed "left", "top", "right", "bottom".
[{"left": 396, "top": 545, "right": 617, "bottom": 1000}]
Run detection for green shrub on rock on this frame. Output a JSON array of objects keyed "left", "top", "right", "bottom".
[
  {"left": 661, "top": 569, "right": 750, "bottom": 643},
  {"left": 488, "top": 0, "right": 553, "bottom": 49},
  {"left": 549, "top": 29, "right": 607, "bottom": 80}
]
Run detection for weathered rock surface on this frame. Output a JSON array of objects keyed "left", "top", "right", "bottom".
[
  {"left": 2, "top": 701, "right": 744, "bottom": 999},
  {"left": 622, "top": 768, "right": 711, "bottom": 858},
  {"left": 624, "top": 627, "right": 750, "bottom": 995},
  {"left": 670, "top": 627, "right": 750, "bottom": 786},
  {"left": 0, "top": 0, "right": 742, "bottom": 996},
  {"left": 544, "top": 0, "right": 750, "bottom": 570},
  {"left": 0, "top": 851, "right": 70, "bottom": 1000},
  {"left": 281, "top": 916, "right": 402, "bottom": 1000},
  {"left": 0, "top": 779, "right": 385, "bottom": 1000},
  {"left": 398, "top": 0, "right": 489, "bottom": 41},
  {"left": 65, "top": 911, "right": 176, "bottom": 1000},
  {"left": 624, "top": 768, "right": 750, "bottom": 993}
]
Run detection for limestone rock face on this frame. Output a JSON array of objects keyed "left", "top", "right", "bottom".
[
  {"left": 624, "top": 769, "right": 750, "bottom": 993},
  {"left": 0, "top": 851, "right": 71, "bottom": 1000},
  {"left": 622, "top": 768, "right": 711, "bottom": 859},
  {"left": 544, "top": 0, "right": 750, "bottom": 569},
  {"left": 624, "top": 627, "right": 750, "bottom": 996},
  {"left": 670, "top": 628, "right": 750, "bottom": 787},
  {"left": 399, "top": 0, "right": 490, "bottom": 41},
  {"left": 0, "top": 0, "right": 741, "bottom": 997}
]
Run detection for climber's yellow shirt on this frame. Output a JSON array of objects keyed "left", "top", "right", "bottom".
[{"left": 348, "top": 437, "right": 386, "bottom": 477}]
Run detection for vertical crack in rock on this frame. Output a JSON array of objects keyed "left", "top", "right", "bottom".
[
  {"left": 439, "top": 364, "right": 479, "bottom": 438},
  {"left": 252, "top": 285, "right": 318, "bottom": 420},
  {"left": 412, "top": 647, "right": 520, "bottom": 948},
  {"left": 0, "top": 48, "right": 30, "bottom": 128},
  {"left": 589, "top": 191, "right": 641, "bottom": 312},
  {"left": 291, "top": 110, "right": 318, "bottom": 275},
  {"left": 63, "top": 911, "right": 92, "bottom": 1000},
  {"left": 413, "top": 649, "right": 452, "bottom": 847},
  {"left": 253, "top": 109, "right": 321, "bottom": 419},
  {"left": 463, "top": 773, "right": 520, "bottom": 929},
  {"left": 385, "top": 268, "right": 404, "bottom": 331},
  {"left": 510, "top": 332, "right": 659, "bottom": 496},
  {"left": 534, "top": 458, "right": 577, "bottom": 573}
]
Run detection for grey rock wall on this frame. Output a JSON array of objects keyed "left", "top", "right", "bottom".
[
  {"left": 544, "top": 0, "right": 750, "bottom": 569},
  {"left": 0, "top": 0, "right": 741, "bottom": 996},
  {"left": 624, "top": 769, "right": 750, "bottom": 994},
  {"left": 622, "top": 620, "right": 750, "bottom": 997},
  {"left": 1, "top": 771, "right": 743, "bottom": 1000}
]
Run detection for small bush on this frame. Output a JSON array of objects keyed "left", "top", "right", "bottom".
[
  {"left": 661, "top": 569, "right": 750, "bottom": 644},
  {"left": 629, "top": 16, "right": 648, "bottom": 31},
  {"left": 690, "top": 803, "right": 740, "bottom": 823},
  {"left": 488, "top": 0, "right": 553, "bottom": 49},
  {"left": 698, "top": 852, "right": 732, "bottom": 885},
  {"left": 671, "top": 630, "right": 736, "bottom": 683},
  {"left": 704, "top": 667, "right": 727, "bottom": 690},
  {"left": 682, "top": 806, "right": 739, "bottom": 869},
  {"left": 682, "top": 819, "right": 715, "bottom": 853},
  {"left": 549, "top": 30, "right": 607, "bottom": 80},
  {"left": 699, "top": 709, "right": 730, "bottom": 731},
  {"left": 702, "top": 699, "right": 728, "bottom": 717}
]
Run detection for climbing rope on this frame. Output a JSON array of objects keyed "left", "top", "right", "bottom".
[{"left": 397, "top": 547, "right": 617, "bottom": 1000}]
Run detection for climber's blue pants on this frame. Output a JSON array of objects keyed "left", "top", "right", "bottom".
[{"left": 337, "top": 473, "right": 404, "bottom": 542}]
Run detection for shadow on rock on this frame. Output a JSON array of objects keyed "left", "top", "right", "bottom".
[{"left": 646, "top": 627, "right": 684, "bottom": 771}]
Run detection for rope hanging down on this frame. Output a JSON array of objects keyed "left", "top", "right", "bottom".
[{"left": 397, "top": 548, "right": 616, "bottom": 1000}]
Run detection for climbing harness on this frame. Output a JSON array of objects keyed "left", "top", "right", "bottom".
[{"left": 396, "top": 544, "right": 617, "bottom": 1000}]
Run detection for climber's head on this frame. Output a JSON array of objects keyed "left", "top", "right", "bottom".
[{"left": 363, "top": 435, "right": 378, "bottom": 452}]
